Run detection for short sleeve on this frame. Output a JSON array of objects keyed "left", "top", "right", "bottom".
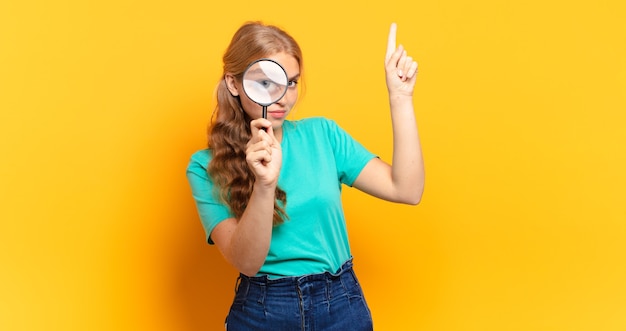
[
  {"left": 324, "top": 119, "right": 377, "bottom": 186},
  {"left": 186, "top": 149, "right": 234, "bottom": 244}
]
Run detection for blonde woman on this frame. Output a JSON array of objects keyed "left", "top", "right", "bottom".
[{"left": 187, "top": 21, "right": 424, "bottom": 330}]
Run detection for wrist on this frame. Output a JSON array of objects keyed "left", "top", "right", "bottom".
[
  {"left": 253, "top": 180, "right": 277, "bottom": 193},
  {"left": 388, "top": 93, "right": 413, "bottom": 107}
]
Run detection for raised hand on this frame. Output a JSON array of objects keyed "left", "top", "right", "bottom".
[{"left": 384, "top": 23, "right": 418, "bottom": 97}]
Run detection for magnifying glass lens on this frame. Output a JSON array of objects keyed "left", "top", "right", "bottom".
[{"left": 242, "top": 59, "right": 289, "bottom": 108}]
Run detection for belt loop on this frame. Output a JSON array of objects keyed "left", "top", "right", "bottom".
[
  {"left": 259, "top": 277, "right": 268, "bottom": 316},
  {"left": 240, "top": 274, "right": 251, "bottom": 297},
  {"left": 234, "top": 275, "right": 242, "bottom": 294},
  {"left": 258, "top": 282, "right": 266, "bottom": 305},
  {"left": 344, "top": 257, "right": 354, "bottom": 272}
]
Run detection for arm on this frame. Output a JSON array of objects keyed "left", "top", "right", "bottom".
[
  {"left": 211, "top": 119, "right": 281, "bottom": 276},
  {"left": 353, "top": 23, "right": 425, "bottom": 205}
]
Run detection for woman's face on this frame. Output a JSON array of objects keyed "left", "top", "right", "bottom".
[{"left": 229, "top": 52, "right": 300, "bottom": 130}]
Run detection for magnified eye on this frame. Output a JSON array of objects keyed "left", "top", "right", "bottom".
[
  {"left": 260, "top": 80, "right": 280, "bottom": 94},
  {"left": 242, "top": 59, "right": 289, "bottom": 106}
]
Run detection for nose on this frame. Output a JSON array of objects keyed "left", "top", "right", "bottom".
[{"left": 275, "top": 89, "right": 290, "bottom": 106}]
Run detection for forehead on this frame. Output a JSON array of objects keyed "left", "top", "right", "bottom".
[{"left": 265, "top": 52, "right": 300, "bottom": 77}]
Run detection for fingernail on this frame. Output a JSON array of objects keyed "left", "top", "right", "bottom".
[{"left": 397, "top": 70, "right": 403, "bottom": 77}]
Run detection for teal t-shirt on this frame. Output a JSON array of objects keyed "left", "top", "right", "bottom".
[{"left": 186, "top": 117, "right": 376, "bottom": 278}]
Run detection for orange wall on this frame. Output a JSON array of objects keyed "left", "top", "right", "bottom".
[{"left": 1, "top": 1, "right": 625, "bottom": 330}]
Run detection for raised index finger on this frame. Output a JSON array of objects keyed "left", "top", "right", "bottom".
[{"left": 385, "top": 22, "right": 397, "bottom": 62}]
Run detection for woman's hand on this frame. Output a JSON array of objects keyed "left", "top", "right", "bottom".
[
  {"left": 352, "top": 22, "right": 424, "bottom": 205},
  {"left": 385, "top": 23, "right": 418, "bottom": 98},
  {"left": 212, "top": 118, "right": 282, "bottom": 277},
  {"left": 246, "top": 119, "right": 282, "bottom": 188}
]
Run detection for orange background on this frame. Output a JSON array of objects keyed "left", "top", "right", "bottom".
[{"left": 1, "top": 0, "right": 625, "bottom": 330}]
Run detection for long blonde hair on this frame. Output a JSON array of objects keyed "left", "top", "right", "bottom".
[{"left": 208, "top": 22, "right": 303, "bottom": 225}]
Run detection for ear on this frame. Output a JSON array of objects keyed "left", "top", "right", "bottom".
[{"left": 224, "top": 74, "right": 239, "bottom": 97}]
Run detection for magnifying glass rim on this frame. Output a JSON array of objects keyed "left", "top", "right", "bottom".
[{"left": 241, "top": 58, "right": 289, "bottom": 107}]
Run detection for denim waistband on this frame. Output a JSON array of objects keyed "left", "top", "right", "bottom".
[
  {"left": 226, "top": 257, "right": 373, "bottom": 330},
  {"left": 237, "top": 258, "right": 354, "bottom": 288}
]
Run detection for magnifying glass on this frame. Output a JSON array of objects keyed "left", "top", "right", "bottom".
[{"left": 242, "top": 58, "right": 289, "bottom": 120}]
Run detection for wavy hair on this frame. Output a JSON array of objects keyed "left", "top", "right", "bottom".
[{"left": 208, "top": 22, "right": 302, "bottom": 226}]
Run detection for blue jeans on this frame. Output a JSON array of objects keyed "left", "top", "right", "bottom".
[{"left": 225, "top": 258, "right": 373, "bottom": 331}]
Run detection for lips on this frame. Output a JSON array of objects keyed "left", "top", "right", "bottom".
[{"left": 268, "top": 110, "right": 287, "bottom": 119}]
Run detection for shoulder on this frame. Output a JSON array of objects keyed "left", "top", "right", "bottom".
[
  {"left": 187, "top": 149, "right": 212, "bottom": 172},
  {"left": 291, "top": 116, "right": 336, "bottom": 126},
  {"left": 287, "top": 117, "right": 341, "bottom": 133}
]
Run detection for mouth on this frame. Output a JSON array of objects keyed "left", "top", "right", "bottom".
[{"left": 267, "top": 110, "right": 288, "bottom": 119}]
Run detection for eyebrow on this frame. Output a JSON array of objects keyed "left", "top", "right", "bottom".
[{"left": 288, "top": 73, "right": 301, "bottom": 81}]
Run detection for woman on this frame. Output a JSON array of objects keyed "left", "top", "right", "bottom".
[{"left": 187, "top": 21, "right": 424, "bottom": 330}]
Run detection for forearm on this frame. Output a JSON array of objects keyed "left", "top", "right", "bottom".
[
  {"left": 389, "top": 94, "right": 425, "bottom": 204},
  {"left": 223, "top": 183, "right": 275, "bottom": 276}
]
